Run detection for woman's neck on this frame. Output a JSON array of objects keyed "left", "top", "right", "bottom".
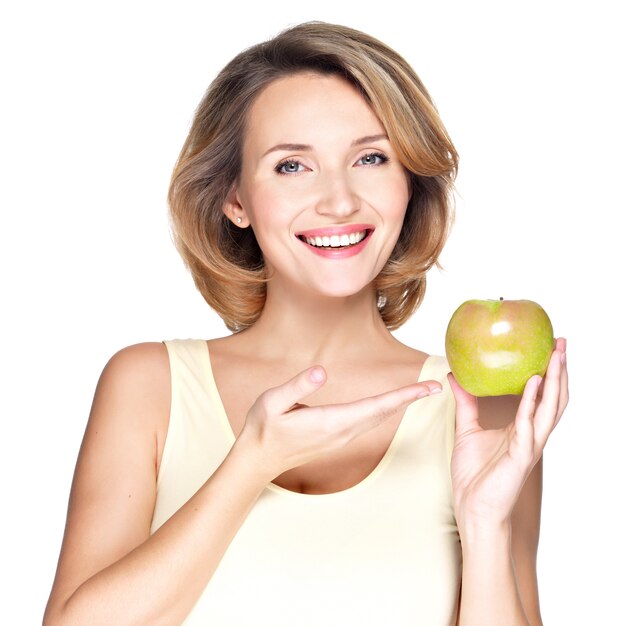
[{"left": 233, "top": 280, "right": 400, "bottom": 366}]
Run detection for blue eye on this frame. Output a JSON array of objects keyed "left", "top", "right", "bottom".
[
  {"left": 357, "top": 152, "right": 389, "bottom": 166},
  {"left": 275, "top": 160, "right": 304, "bottom": 175}
]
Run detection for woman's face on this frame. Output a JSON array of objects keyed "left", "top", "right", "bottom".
[{"left": 227, "top": 72, "right": 411, "bottom": 299}]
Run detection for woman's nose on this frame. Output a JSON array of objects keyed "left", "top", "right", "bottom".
[{"left": 314, "top": 171, "right": 360, "bottom": 218}]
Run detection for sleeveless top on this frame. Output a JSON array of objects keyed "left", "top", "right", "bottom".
[{"left": 151, "top": 339, "right": 462, "bottom": 625}]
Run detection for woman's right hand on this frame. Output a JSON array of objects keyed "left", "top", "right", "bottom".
[{"left": 235, "top": 365, "right": 442, "bottom": 479}]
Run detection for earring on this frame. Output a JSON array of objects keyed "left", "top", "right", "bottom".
[{"left": 236, "top": 217, "right": 242, "bottom": 224}]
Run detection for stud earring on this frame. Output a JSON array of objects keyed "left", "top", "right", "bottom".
[{"left": 236, "top": 217, "right": 242, "bottom": 224}]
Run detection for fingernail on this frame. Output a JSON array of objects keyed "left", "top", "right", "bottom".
[
  {"left": 429, "top": 387, "right": 442, "bottom": 394},
  {"left": 560, "top": 352, "right": 566, "bottom": 365},
  {"left": 309, "top": 367, "right": 324, "bottom": 383}
]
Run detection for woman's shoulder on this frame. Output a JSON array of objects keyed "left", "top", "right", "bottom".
[
  {"left": 103, "top": 341, "right": 170, "bottom": 383},
  {"left": 96, "top": 342, "right": 171, "bottom": 429},
  {"left": 103, "top": 338, "right": 225, "bottom": 377}
]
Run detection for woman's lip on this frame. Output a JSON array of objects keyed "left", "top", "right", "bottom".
[
  {"left": 297, "top": 229, "right": 374, "bottom": 259},
  {"left": 294, "top": 223, "right": 375, "bottom": 238}
]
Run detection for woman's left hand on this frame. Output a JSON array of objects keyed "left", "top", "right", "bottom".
[{"left": 449, "top": 337, "right": 568, "bottom": 528}]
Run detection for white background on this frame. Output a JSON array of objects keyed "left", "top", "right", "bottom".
[{"left": 2, "top": 1, "right": 623, "bottom": 623}]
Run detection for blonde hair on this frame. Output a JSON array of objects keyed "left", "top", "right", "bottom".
[{"left": 168, "top": 22, "right": 457, "bottom": 332}]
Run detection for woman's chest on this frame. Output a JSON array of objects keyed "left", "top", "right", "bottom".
[{"left": 219, "top": 376, "right": 407, "bottom": 495}]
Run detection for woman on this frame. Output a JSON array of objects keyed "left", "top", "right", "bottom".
[{"left": 44, "top": 22, "right": 568, "bottom": 626}]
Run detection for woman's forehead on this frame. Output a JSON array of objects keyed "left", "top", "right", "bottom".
[{"left": 243, "top": 72, "right": 385, "bottom": 155}]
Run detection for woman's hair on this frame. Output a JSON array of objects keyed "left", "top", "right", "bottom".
[{"left": 168, "top": 21, "right": 457, "bottom": 332}]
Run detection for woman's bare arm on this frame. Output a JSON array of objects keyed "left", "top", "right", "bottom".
[
  {"left": 452, "top": 340, "right": 567, "bottom": 625},
  {"left": 459, "top": 394, "right": 544, "bottom": 625},
  {"left": 43, "top": 343, "right": 270, "bottom": 626}
]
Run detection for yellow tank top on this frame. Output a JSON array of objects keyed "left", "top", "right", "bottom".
[{"left": 151, "top": 339, "right": 461, "bottom": 625}]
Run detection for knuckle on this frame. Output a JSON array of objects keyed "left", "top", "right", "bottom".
[{"left": 255, "top": 391, "right": 275, "bottom": 416}]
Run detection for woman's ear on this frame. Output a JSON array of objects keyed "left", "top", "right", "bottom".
[{"left": 222, "top": 186, "right": 250, "bottom": 228}]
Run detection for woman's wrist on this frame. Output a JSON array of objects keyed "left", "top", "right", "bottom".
[
  {"left": 457, "top": 514, "right": 512, "bottom": 547},
  {"left": 228, "top": 431, "right": 280, "bottom": 487},
  {"left": 457, "top": 518, "right": 516, "bottom": 578}
]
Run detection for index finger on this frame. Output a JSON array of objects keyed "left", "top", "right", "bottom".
[{"left": 315, "top": 379, "right": 442, "bottom": 437}]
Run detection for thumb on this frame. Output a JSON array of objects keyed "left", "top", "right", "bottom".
[
  {"left": 447, "top": 372, "right": 480, "bottom": 434},
  {"left": 260, "top": 366, "right": 327, "bottom": 416}
]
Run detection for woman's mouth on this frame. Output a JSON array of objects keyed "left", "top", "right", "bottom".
[
  {"left": 295, "top": 228, "right": 375, "bottom": 259},
  {"left": 297, "top": 229, "right": 370, "bottom": 249}
]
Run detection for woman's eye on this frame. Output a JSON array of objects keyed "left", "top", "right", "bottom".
[
  {"left": 357, "top": 152, "right": 389, "bottom": 167},
  {"left": 275, "top": 160, "right": 305, "bottom": 175}
]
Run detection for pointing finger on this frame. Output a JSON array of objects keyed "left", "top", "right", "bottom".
[{"left": 315, "top": 379, "right": 442, "bottom": 439}]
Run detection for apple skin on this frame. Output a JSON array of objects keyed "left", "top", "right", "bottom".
[{"left": 445, "top": 299, "right": 554, "bottom": 396}]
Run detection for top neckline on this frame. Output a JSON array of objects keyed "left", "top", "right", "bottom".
[{"left": 199, "top": 340, "right": 434, "bottom": 500}]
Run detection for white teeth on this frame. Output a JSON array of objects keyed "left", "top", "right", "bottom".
[{"left": 304, "top": 230, "right": 367, "bottom": 248}]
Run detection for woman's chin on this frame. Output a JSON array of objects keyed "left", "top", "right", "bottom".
[
  {"left": 266, "top": 267, "right": 379, "bottom": 302},
  {"left": 301, "top": 280, "right": 375, "bottom": 302}
]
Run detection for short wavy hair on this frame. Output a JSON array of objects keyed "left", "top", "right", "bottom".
[{"left": 168, "top": 21, "right": 458, "bottom": 332}]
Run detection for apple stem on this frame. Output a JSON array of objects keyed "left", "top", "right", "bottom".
[{"left": 500, "top": 297, "right": 503, "bottom": 301}]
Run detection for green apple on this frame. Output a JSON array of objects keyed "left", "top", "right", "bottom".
[{"left": 445, "top": 298, "right": 554, "bottom": 396}]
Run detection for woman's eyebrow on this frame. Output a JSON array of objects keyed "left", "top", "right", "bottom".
[
  {"left": 351, "top": 133, "right": 388, "bottom": 146},
  {"left": 262, "top": 134, "right": 389, "bottom": 157},
  {"left": 262, "top": 143, "right": 311, "bottom": 157}
]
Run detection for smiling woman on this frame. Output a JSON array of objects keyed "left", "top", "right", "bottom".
[{"left": 44, "top": 21, "right": 567, "bottom": 626}]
